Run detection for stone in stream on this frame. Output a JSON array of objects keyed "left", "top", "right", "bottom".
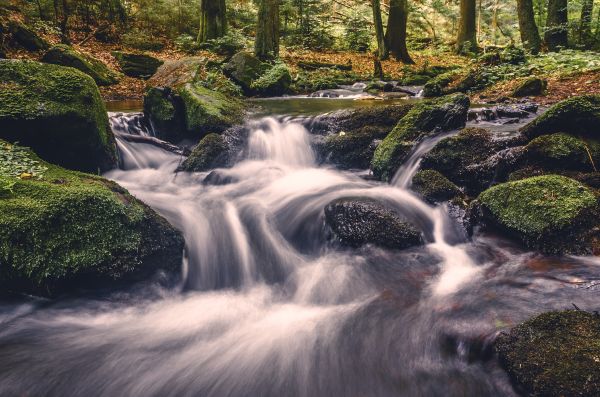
[
  {"left": 177, "top": 133, "right": 229, "bottom": 172},
  {"left": 324, "top": 197, "right": 423, "bottom": 250},
  {"left": 42, "top": 44, "right": 120, "bottom": 86},
  {"left": 495, "top": 310, "right": 600, "bottom": 397},
  {"left": 0, "top": 140, "right": 184, "bottom": 296},
  {"left": 111, "top": 51, "right": 163, "bottom": 79},
  {"left": 0, "top": 59, "right": 118, "bottom": 172},
  {"left": 511, "top": 76, "right": 547, "bottom": 97},
  {"left": 411, "top": 170, "right": 462, "bottom": 203}
]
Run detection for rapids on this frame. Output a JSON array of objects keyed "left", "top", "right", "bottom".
[{"left": 1, "top": 102, "right": 599, "bottom": 397}]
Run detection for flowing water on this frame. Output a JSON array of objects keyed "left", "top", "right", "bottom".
[{"left": 1, "top": 101, "right": 600, "bottom": 397}]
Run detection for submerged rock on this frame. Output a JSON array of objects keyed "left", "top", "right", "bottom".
[
  {"left": 495, "top": 310, "right": 600, "bottom": 397},
  {"left": 412, "top": 170, "right": 462, "bottom": 203},
  {"left": 0, "top": 141, "right": 184, "bottom": 296},
  {"left": 111, "top": 51, "right": 163, "bottom": 79},
  {"left": 511, "top": 76, "right": 547, "bottom": 97},
  {"left": 177, "top": 133, "right": 229, "bottom": 172},
  {"left": 8, "top": 21, "right": 48, "bottom": 51},
  {"left": 476, "top": 175, "right": 599, "bottom": 254},
  {"left": 371, "top": 93, "right": 470, "bottom": 181},
  {"left": 324, "top": 197, "right": 423, "bottom": 250},
  {"left": 42, "top": 44, "right": 120, "bottom": 86},
  {"left": 0, "top": 59, "right": 117, "bottom": 172}
]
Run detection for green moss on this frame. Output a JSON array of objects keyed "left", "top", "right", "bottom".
[
  {"left": 478, "top": 175, "right": 598, "bottom": 253},
  {"left": 525, "top": 133, "right": 594, "bottom": 171},
  {"left": 251, "top": 63, "right": 292, "bottom": 96},
  {"left": 144, "top": 87, "right": 176, "bottom": 123},
  {"left": 0, "top": 141, "right": 183, "bottom": 295},
  {"left": 177, "top": 133, "right": 228, "bottom": 172},
  {"left": 0, "top": 59, "right": 117, "bottom": 172},
  {"left": 222, "top": 51, "right": 268, "bottom": 94},
  {"left": 512, "top": 76, "right": 547, "bottom": 97},
  {"left": 371, "top": 93, "right": 470, "bottom": 181},
  {"left": 422, "top": 70, "right": 460, "bottom": 97},
  {"left": 42, "top": 44, "right": 121, "bottom": 86},
  {"left": 495, "top": 310, "right": 600, "bottom": 397},
  {"left": 412, "top": 169, "right": 462, "bottom": 203},
  {"left": 291, "top": 68, "right": 361, "bottom": 93}
]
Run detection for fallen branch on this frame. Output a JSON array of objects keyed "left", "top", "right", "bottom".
[{"left": 116, "top": 133, "right": 191, "bottom": 156}]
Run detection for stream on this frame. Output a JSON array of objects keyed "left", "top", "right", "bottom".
[{"left": 1, "top": 97, "right": 600, "bottom": 397}]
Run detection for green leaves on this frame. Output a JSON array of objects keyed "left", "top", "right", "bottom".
[{"left": 0, "top": 142, "right": 47, "bottom": 179}]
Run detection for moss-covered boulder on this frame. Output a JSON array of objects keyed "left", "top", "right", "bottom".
[
  {"left": 324, "top": 197, "right": 423, "bottom": 250},
  {"left": 477, "top": 175, "right": 598, "bottom": 254},
  {"left": 8, "top": 21, "right": 48, "bottom": 51},
  {"left": 422, "top": 70, "right": 460, "bottom": 98},
  {"left": 371, "top": 93, "right": 470, "bottom": 181},
  {"left": 176, "top": 133, "right": 228, "bottom": 172},
  {"left": 523, "top": 132, "right": 597, "bottom": 171},
  {"left": 512, "top": 76, "right": 547, "bottom": 97},
  {"left": 250, "top": 63, "right": 292, "bottom": 96},
  {"left": 223, "top": 51, "right": 268, "bottom": 94},
  {"left": 495, "top": 310, "right": 600, "bottom": 397},
  {"left": 412, "top": 170, "right": 462, "bottom": 203},
  {"left": 520, "top": 95, "right": 600, "bottom": 139},
  {"left": 0, "top": 141, "right": 184, "bottom": 296},
  {"left": 0, "top": 59, "right": 117, "bottom": 172},
  {"left": 42, "top": 44, "right": 120, "bottom": 86},
  {"left": 111, "top": 51, "right": 163, "bottom": 79}
]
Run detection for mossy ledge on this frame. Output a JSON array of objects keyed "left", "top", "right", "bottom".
[{"left": 0, "top": 141, "right": 184, "bottom": 296}]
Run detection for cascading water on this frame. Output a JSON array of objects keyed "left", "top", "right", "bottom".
[{"left": 1, "top": 107, "right": 599, "bottom": 397}]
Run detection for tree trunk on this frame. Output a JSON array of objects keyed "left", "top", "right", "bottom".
[
  {"left": 255, "top": 0, "right": 280, "bottom": 59},
  {"left": 579, "top": 0, "right": 594, "bottom": 48},
  {"left": 545, "top": 0, "right": 569, "bottom": 51},
  {"left": 456, "top": 0, "right": 478, "bottom": 53},
  {"left": 372, "top": 0, "right": 389, "bottom": 60},
  {"left": 516, "top": 0, "right": 542, "bottom": 53},
  {"left": 385, "top": 0, "right": 414, "bottom": 63},
  {"left": 198, "top": 0, "right": 227, "bottom": 43}
]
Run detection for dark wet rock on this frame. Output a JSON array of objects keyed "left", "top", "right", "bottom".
[
  {"left": 8, "top": 21, "right": 48, "bottom": 51},
  {"left": 412, "top": 170, "right": 462, "bottom": 203},
  {"left": 476, "top": 175, "right": 599, "bottom": 254},
  {"left": 223, "top": 51, "right": 268, "bottom": 94},
  {"left": 496, "top": 103, "right": 538, "bottom": 119},
  {"left": 0, "top": 59, "right": 117, "bottom": 172},
  {"left": 202, "top": 170, "right": 237, "bottom": 186},
  {"left": 177, "top": 133, "right": 229, "bottom": 172},
  {"left": 511, "top": 77, "right": 547, "bottom": 97},
  {"left": 111, "top": 51, "right": 163, "bottom": 79},
  {"left": 324, "top": 197, "right": 423, "bottom": 250},
  {"left": 42, "top": 44, "right": 120, "bottom": 86},
  {"left": 371, "top": 93, "right": 470, "bottom": 181},
  {"left": 495, "top": 310, "right": 600, "bottom": 397}
]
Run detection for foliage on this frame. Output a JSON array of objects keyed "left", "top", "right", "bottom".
[{"left": 343, "top": 13, "right": 372, "bottom": 53}]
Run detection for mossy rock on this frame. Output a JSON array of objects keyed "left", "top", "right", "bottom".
[
  {"left": 520, "top": 95, "right": 600, "bottom": 139},
  {"left": 371, "top": 93, "right": 470, "bottom": 181},
  {"left": 412, "top": 169, "right": 462, "bottom": 203},
  {"left": 324, "top": 197, "right": 423, "bottom": 250},
  {"left": 176, "top": 133, "right": 228, "bottom": 172},
  {"left": 422, "top": 70, "right": 460, "bottom": 97},
  {"left": 8, "top": 21, "right": 48, "bottom": 51},
  {"left": 111, "top": 51, "right": 163, "bottom": 79},
  {"left": 146, "top": 56, "right": 204, "bottom": 88},
  {"left": 42, "top": 44, "right": 120, "bottom": 86},
  {"left": 495, "top": 310, "right": 600, "bottom": 397},
  {"left": 523, "top": 132, "right": 597, "bottom": 171},
  {"left": 250, "top": 63, "right": 292, "bottom": 96},
  {"left": 0, "top": 59, "right": 117, "bottom": 172},
  {"left": 0, "top": 141, "right": 184, "bottom": 296},
  {"left": 500, "top": 45, "right": 527, "bottom": 65},
  {"left": 512, "top": 77, "right": 547, "bottom": 97},
  {"left": 477, "top": 175, "right": 598, "bottom": 254},
  {"left": 223, "top": 51, "right": 268, "bottom": 94}
]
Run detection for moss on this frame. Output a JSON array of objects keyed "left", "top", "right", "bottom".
[
  {"left": 477, "top": 175, "right": 598, "bottom": 253},
  {"left": 144, "top": 87, "right": 176, "bottom": 123},
  {"left": 412, "top": 169, "right": 462, "bottom": 203},
  {"left": 512, "top": 76, "right": 547, "bottom": 97},
  {"left": 520, "top": 95, "right": 600, "bottom": 139},
  {"left": 177, "top": 133, "right": 228, "bottom": 172},
  {"left": 251, "top": 63, "right": 292, "bottom": 96},
  {"left": 42, "top": 44, "right": 120, "bottom": 86},
  {"left": 222, "top": 51, "right": 268, "bottom": 94},
  {"left": 111, "top": 51, "right": 163, "bottom": 79},
  {"left": 371, "top": 93, "right": 470, "bottom": 181},
  {"left": 0, "top": 141, "right": 184, "bottom": 296},
  {"left": 422, "top": 70, "right": 460, "bottom": 97},
  {"left": 495, "top": 310, "right": 600, "bottom": 397},
  {"left": 291, "top": 68, "right": 361, "bottom": 93},
  {"left": 8, "top": 21, "right": 49, "bottom": 51},
  {"left": 524, "top": 133, "right": 595, "bottom": 171},
  {"left": 0, "top": 59, "right": 117, "bottom": 172}
]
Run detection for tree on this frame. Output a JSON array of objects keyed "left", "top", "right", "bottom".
[
  {"left": 456, "top": 0, "right": 478, "bottom": 53},
  {"left": 372, "top": 0, "right": 389, "bottom": 60},
  {"left": 386, "top": 0, "right": 414, "bottom": 63},
  {"left": 516, "top": 0, "right": 542, "bottom": 53},
  {"left": 255, "top": 0, "right": 280, "bottom": 59},
  {"left": 198, "top": 0, "right": 227, "bottom": 43},
  {"left": 545, "top": 0, "right": 568, "bottom": 51},
  {"left": 579, "top": 0, "right": 594, "bottom": 48}
]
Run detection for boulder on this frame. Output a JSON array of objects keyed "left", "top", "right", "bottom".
[
  {"left": 146, "top": 56, "right": 204, "bottom": 88},
  {"left": 0, "top": 59, "right": 117, "bottom": 172},
  {"left": 223, "top": 51, "right": 268, "bottom": 94},
  {"left": 522, "top": 132, "right": 597, "bottom": 172},
  {"left": 495, "top": 310, "right": 600, "bottom": 397},
  {"left": 324, "top": 197, "right": 423, "bottom": 250},
  {"left": 412, "top": 170, "right": 462, "bottom": 203},
  {"left": 0, "top": 141, "right": 184, "bottom": 296},
  {"left": 476, "top": 175, "right": 598, "bottom": 254},
  {"left": 371, "top": 93, "right": 470, "bottom": 181},
  {"left": 511, "top": 76, "right": 547, "bottom": 97},
  {"left": 176, "top": 133, "right": 228, "bottom": 172},
  {"left": 250, "top": 63, "right": 292, "bottom": 96},
  {"left": 520, "top": 95, "right": 600, "bottom": 139},
  {"left": 42, "top": 44, "right": 120, "bottom": 86},
  {"left": 8, "top": 21, "right": 48, "bottom": 51},
  {"left": 111, "top": 51, "right": 163, "bottom": 79}
]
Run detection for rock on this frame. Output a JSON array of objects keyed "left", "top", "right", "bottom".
[
  {"left": 111, "top": 51, "right": 163, "bottom": 79},
  {"left": 250, "top": 63, "right": 292, "bottom": 96},
  {"left": 0, "top": 141, "right": 184, "bottom": 296},
  {"left": 500, "top": 45, "right": 526, "bottom": 64},
  {"left": 412, "top": 170, "right": 462, "bottom": 203},
  {"left": 0, "top": 59, "right": 117, "bottom": 172},
  {"left": 520, "top": 95, "right": 600, "bottom": 139},
  {"left": 371, "top": 93, "right": 470, "bottom": 181},
  {"left": 177, "top": 133, "right": 228, "bottom": 172},
  {"left": 495, "top": 310, "right": 600, "bottom": 397},
  {"left": 422, "top": 70, "right": 459, "bottom": 97},
  {"left": 495, "top": 103, "right": 538, "bottom": 118},
  {"left": 511, "top": 76, "right": 547, "bottom": 97},
  {"left": 222, "top": 51, "right": 268, "bottom": 94},
  {"left": 423, "top": 68, "right": 489, "bottom": 98},
  {"left": 146, "top": 56, "right": 204, "bottom": 88},
  {"left": 8, "top": 21, "right": 48, "bottom": 51},
  {"left": 523, "top": 132, "right": 597, "bottom": 172},
  {"left": 324, "top": 197, "right": 423, "bottom": 250},
  {"left": 42, "top": 44, "right": 120, "bottom": 86},
  {"left": 321, "top": 129, "right": 382, "bottom": 169},
  {"left": 476, "top": 175, "right": 598, "bottom": 254}
]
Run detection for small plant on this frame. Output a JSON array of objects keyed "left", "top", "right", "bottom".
[
  {"left": 175, "top": 34, "right": 200, "bottom": 54},
  {"left": 199, "top": 30, "right": 246, "bottom": 56}
]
